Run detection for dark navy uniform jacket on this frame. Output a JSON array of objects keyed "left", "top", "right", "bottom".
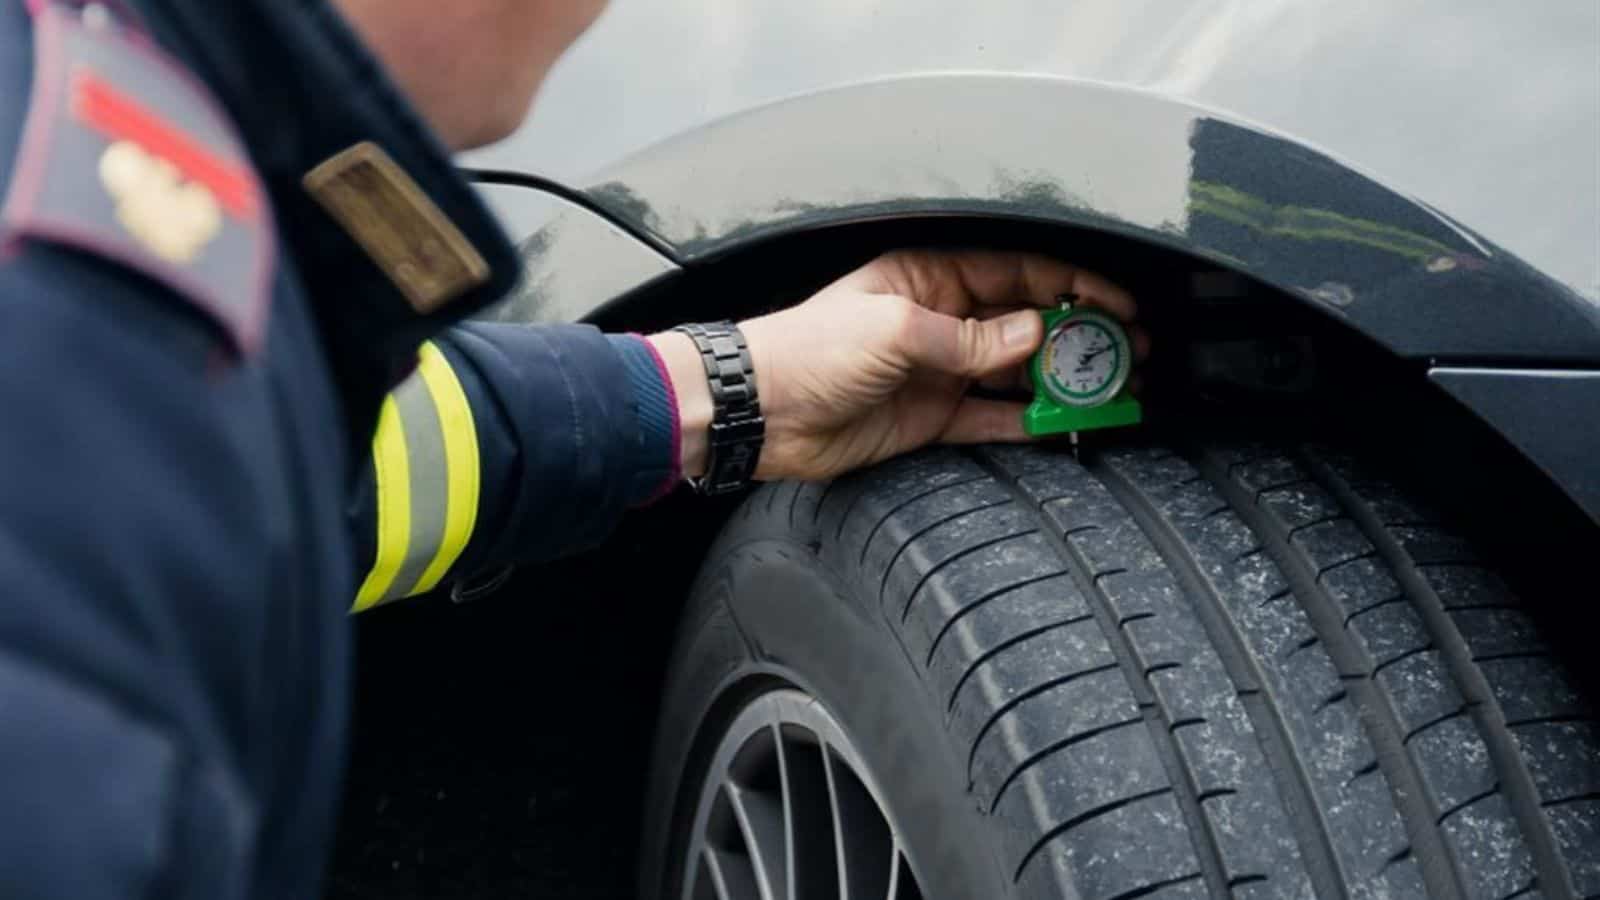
[{"left": 0, "top": 0, "right": 679, "bottom": 896}]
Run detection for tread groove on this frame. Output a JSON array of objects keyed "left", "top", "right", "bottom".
[
  {"left": 1118, "top": 611, "right": 1158, "bottom": 628},
  {"left": 1249, "top": 478, "right": 1311, "bottom": 501},
  {"left": 1285, "top": 634, "right": 1321, "bottom": 660},
  {"left": 1196, "top": 446, "right": 1469, "bottom": 900},
  {"left": 1256, "top": 587, "right": 1292, "bottom": 609},
  {"left": 858, "top": 474, "right": 992, "bottom": 565},
  {"left": 899, "top": 529, "right": 1041, "bottom": 622},
  {"left": 788, "top": 480, "right": 806, "bottom": 531},
  {"left": 1012, "top": 787, "right": 1176, "bottom": 882},
  {"left": 1435, "top": 601, "right": 1519, "bottom": 615},
  {"left": 1087, "top": 451, "right": 1348, "bottom": 900},
  {"left": 1313, "top": 688, "right": 1348, "bottom": 715},
  {"left": 1507, "top": 714, "right": 1598, "bottom": 729},
  {"left": 1106, "top": 873, "right": 1206, "bottom": 900},
  {"left": 976, "top": 450, "right": 1234, "bottom": 900},
  {"left": 1438, "top": 786, "right": 1503, "bottom": 825},
  {"left": 924, "top": 571, "right": 1075, "bottom": 667},
  {"left": 1093, "top": 567, "right": 1131, "bottom": 584},
  {"left": 1345, "top": 759, "right": 1382, "bottom": 787},
  {"left": 987, "top": 717, "right": 1146, "bottom": 812},
  {"left": 942, "top": 611, "right": 1098, "bottom": 711},
  {"left": 1287, "top": 513, "right": 1347, "bottom": 539},
  {"left": 1317, "top": 553, "right": 1385, "bottom": 580},
  {"left": 1298, "top": 448, "right": 1580, "bottom": 900},
  {"left": 1402, "top": 707, "right": 1470, "bottom": 744},
  {"left": 811, "top": 478, "right": 843, "bottom": 527},
  {"left": 1379, "top": 845, "right": 1413, "bottom": 875},
  {"left": 964, "top": 661, "right": 1124, "bottom": 772},
  {"left": 1344, "top": 595, "right": 1406, "bottom": 627},
  {"left": 1470, "top": 650, "right": 1554, "bottom": 665},
  {"left": 833, "top": 479, "right": 875, "bottom": 542},
  {"left": 1542, "top": 792, "right": 1600, "bottom": 810},
  {"left": 1315, "top": 549, "right": 1379, "bottom": 578},
  {"left": 874, "top": 497, "right": 1014, "bottom": 601}
]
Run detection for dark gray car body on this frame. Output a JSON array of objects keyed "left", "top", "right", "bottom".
[{"left": 468, "top": 0, "right": 1600, "bottom": 521}]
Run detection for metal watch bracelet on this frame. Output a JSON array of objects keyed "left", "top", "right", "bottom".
[{"left": 672, "top": 322, "right": 765, "bottom": 495}]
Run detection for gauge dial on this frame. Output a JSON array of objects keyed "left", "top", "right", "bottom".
[{"left": 1038, "top": 310, "right": 1132, "bottom": 408}]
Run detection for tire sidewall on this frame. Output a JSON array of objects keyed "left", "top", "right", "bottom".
[{"left": 642, "top": 528, "right": 1015, "bottom": 900}]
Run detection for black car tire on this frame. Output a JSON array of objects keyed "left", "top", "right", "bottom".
[{"left": 642, "top": 441, "right": 1600, "bottom": 900}]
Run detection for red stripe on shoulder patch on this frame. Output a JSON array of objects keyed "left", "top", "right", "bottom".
[
  {"left": 72, "top": 71, "right": 261, "bottom": 221},
  {"left": 0, "top": 3, "right": 275, "bottom": 356}
]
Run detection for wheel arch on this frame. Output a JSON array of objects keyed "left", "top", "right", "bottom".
[
  {"left": 556, "top": 74, "right": 1599, "bottom": 364},
  {"left": 493, "top": 75, "right": 1600, "bottom": 524}
]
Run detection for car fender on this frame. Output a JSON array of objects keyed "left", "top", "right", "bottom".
[
  {"left": 500, "top": 75, "right": 1600, "bottom": 522},
  {"left": 547, "top": 75, "right": 1598, "bottom": 365}
]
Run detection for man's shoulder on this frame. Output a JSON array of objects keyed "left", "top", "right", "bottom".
[{"left": 0, "top": 0, "right": 274, "bottom": 356}]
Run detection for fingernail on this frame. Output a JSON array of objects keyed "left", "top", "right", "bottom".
[{"left": 1001, "top": 311, "right": 1038, "bottom": 348}]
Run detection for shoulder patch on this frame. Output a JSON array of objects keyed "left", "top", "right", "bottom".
[{"left": 0, "top": 2, "right": 274, "bottom": 355}]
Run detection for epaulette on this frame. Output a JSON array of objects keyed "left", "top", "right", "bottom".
[{"left": 0, "top": 0, "right": 273, "bottom": 355}]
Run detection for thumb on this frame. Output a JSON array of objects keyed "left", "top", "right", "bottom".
[{"left": 900, "top": 306, "right": 1042, "bottom": 378}]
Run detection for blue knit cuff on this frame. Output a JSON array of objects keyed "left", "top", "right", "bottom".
[{"left": 607, "top": 334, "right": 680, "bottom": 505}]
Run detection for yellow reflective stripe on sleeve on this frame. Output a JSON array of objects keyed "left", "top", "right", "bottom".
[
  {"left": 407, "top": 341, "right": 480, "bottom": 596},
  {"left": 352, "top": 395, "right": 412, "bottom": 612},
  {"left": 350, "top": 341, "right": 481, "bottom": 613}
]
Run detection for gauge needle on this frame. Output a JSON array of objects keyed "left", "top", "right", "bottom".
[{"left": 1077, "top": 344, "right": 1112, "bottom": 368}]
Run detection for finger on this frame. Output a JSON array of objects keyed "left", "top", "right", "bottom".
[
  {"left": 1131, "top": 323, "right": 1152, "bottom": 362},
  {"left": 899, "top": 303, "right": 1042, "bottom": 378},
  {"left": 980, "top": 311, "right": 1150, "bottom": 363},
  {"left": 865, "top": 250, "right": 1137, "bottom": 321},
  {"left": 976, "top": 365, "right": 1032, "bottom": 394},
  {"left": 940, "top": 250, "right": 1139, "bottom": 321},
  {"left": 973, "top": 305, "right": 1025, "bottom": 321},
  {"left": 938, "top": 397, "right": 1033, "bottom": 444},
  {"left": 1058, "top": 266, "right": 1139, "bottom": 323}
]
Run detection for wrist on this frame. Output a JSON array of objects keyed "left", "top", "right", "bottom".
[
  {"left": 734, "top": 314, "right": 787, "bottom": 480},
  {"left": 646, "top": 330, "right": 713, "bottom": 480}
]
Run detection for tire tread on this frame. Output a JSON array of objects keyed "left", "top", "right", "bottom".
[{"left": 746, "top": 440, "right": 1599, "bottom": 899}]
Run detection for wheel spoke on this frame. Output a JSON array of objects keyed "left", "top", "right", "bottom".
[
  {"left": 772, "top": 722, "right": 795, "bottom": 900},
  {"left": 685, "top": 690, "right": 920, "bottom": 900},
  {"left": 780, "top": 729, "right": 841, "bottom": 900},
  {"left": 700, "top": 846, "right": 760, "bottom": 900},
  {"left": 822, "top": 742, "right": 892, "bottom": 900},
  {"left": 890, "top": 850, "right": 923, "bottom": 900},
  {"left": 723, "top": 778, "right": 788, "bottom": 900},
  {"left": 884, "top": 842, "right": 900, "bottom": 900}
]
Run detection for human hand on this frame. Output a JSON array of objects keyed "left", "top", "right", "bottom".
[{"left": 649, "top": 249, "right": 1147, "bottom": 483}]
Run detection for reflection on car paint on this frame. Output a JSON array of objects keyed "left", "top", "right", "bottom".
[
  {"left": 479, "top": 0, "right": 1597, "bottom": 303},
  {"left": 516, "top": 77, "right": 1598, "bottom": 364}
]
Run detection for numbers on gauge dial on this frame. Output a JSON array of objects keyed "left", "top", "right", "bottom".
[{"left": 1042, "top": 316, "right": 1129, "bottom": 407}]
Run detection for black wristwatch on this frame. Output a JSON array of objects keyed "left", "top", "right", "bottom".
[{"left": 673, "top": 321, "right": 764, "bottom": 495}]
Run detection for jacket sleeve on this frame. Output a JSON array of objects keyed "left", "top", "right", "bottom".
[{"left": 347, "top": 321, "right": 682, "bottom": 610}]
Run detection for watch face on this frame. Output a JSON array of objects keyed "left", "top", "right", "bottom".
[{"left": 1039, "top": 311, "right": 1132, "bottom": 408}]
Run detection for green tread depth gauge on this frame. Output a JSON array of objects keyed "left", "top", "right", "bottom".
[{"left": 1023, "top": 300, "right": 1143, "bottom": 441}]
